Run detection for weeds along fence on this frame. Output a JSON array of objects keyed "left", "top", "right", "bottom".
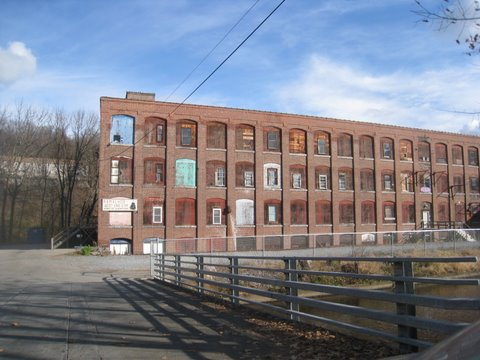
[
  {"left": 159, "top": 228, "right": 480, "bottom": 257},
  {"left": 150, "top": 253, "right": 480, "bottom": 354}
]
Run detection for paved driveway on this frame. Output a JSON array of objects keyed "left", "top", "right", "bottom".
[{"left": 0, "top": 249, "right": 282, "bottom": 360}]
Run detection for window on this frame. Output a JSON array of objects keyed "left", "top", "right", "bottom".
[
  {"left": 290, "top": 165, "right": 306, "bottom": 189},
  {"left": 110, "top": 115, "right": 134, "bottom": 145},
  {"left": 452, "top": 145, "right": 463, "bottom": 165},
  {"left": 319, "top": 175, "right": 328, "bottom": 190},
  {"left": 109, "top": 197, "right": 132, "bottom": 226},
  {"left": 401, "top": 171, "right": 414, "bottom": 192},
  {"left": 468, "top": 147, "right": 479, "bottom": 166},
  {"left": 382, "top": 171, "right": 394, "bottom": 191},
  {"left": 289, "top": 129, "right": 306, "bottom": 153},
  {"left": 314, "top": 131, "right": 330, "bottom": 155},
  {"left": 435, "top": 143, "right": 448, "bottom": 164},
  {"left": 418, "top": 141, "right": 430, "bottom": 162},
  {"left": 236, "top": 124, "right": 255, "bottom": 150},
  {"left": 176, "top": 159, "right": 196, "bottom": 187},
  {"left": 315, "top": 166, "right": 330, "bottom": 190},
  {"left": 419, "top": 173, "right": 431, "bottom": 193},
  {"left": 207, "top": 122, "right": 226, "bottom": 149},
  {"left": 360, "top": 169, "right": 375, "bottom": 191},
  {"left": 143, "top": 198, "right": 163, "bottom": 225},
  {"left": 337, "top": 133, "right": 353, "bottom": 157},
  {"left": 291, "top": 200, "right": 307, "bottom": 225},
  {"left": 236, "top": 199, "right": 255, "bottom": 225},
  {"left": 402, "top": 202, "right": 415, "bottom": 224},
  {"left": 110, "top": 157, "right": 132, "bottom": 184},
  {"left": 212, "top": 208, "right": 222, "bottom": 225},
  {"left": 176, "top": 120, "right": 197, "bottom": 147},
  {"left": 144, "top": 117, "right": 166, "bottom": 145},
  {"left": 470, "top": 177, "right": 479, "bottom": 193},
  {"left": 153, "top": 206, "right": 163, "bottom": 224},
  {"left": 264, "top": 163, "right": 281, "bottom": 188},
  {"left": 436, "top": 173, "right": 449, "bottom": 193},
  {"left": 338, "top": 168, "right": 353, "bottom": 191},
  {"left": 315, "top": 200, "right": 332, "bottom": 224},
  {"left": 236, "top": 162, "right": 254, "bottom": 187},
  {"left": 455, "top": 202, "right": 465, "bottom": 222},
  {"left": 144, "top": 158, "right": 165, "bottom": 185},
  {"left": 400, "top": 139, "right": 413, "bottom": 161},
  {"left": 361, "top": 201, "right": 375, "bottom": 224},
  {"left": 381, "top": 138, "right": 393, "bottom": 159},
  {"left": 339, "top": 201, "right": 354, "bottom": 224},
  {"left": 383, "top": 202, "right": 396, "bottom": 223},
  {"left": 453, "top": 175, "right": 464, "bottom": 193},
  {"left": 264, "top": 200, "right": 281, "bottom": 225},
  {"left": 359, "top": 136, "right": 374, "bottom": 159},
  {"left": 207, "top": 199, "right": 225, "bottom": 225},
  {"left": 437, "top": 203, "right": 448, "bottom": 222},
  {"left": 176, "top": 198, "right": 196, "bottom": 226},
  {"left": 264, "top": 127, "right": 281, "bottom": 151},
  {"left": 206, "top": 161, "right": 226, "bottom": 187}
]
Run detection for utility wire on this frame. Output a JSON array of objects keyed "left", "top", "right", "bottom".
[{"left": 164, "top": 0, "right": 261, "bottom": 102}]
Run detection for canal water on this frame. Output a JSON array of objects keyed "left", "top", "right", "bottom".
[{"left": 301, "top": 283, "right": 480, "bottom": 343}]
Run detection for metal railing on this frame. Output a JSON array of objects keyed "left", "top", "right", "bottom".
[{"left": 150, "top": 252, "right": 480, "bottom": 354}]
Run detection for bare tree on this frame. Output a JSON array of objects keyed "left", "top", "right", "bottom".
[{"left": 414, "top": 0, "right": 480, "bottom": 55}]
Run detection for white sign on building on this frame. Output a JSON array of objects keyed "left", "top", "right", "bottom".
[{"left": 102, "top": 199, "right": 138, "bottom": 212}]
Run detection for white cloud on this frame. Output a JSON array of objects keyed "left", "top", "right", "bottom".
[
  {"left": 274, "top": 55, "right": 480, "bottom": 134},
  {"left": 0, "top": 42, "right": 37, "bottom": 84}
]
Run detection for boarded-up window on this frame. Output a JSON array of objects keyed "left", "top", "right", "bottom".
[
  {"left": 452, "top": 145, "right": 463, "bottom": 165},
  {"left": 383, "top": 202, "right": 396, "bottom": 223},
  {"left": 291, "top": 200, "right": 307, "bottom": 225},
  {"left": 264, "top": 200, "right": 282, "bottom": 225},
  {"left": 176, "top": 159, "right": 196, "bottom": 187},
  {"left": 359, "top": 136, "right": 374, "bottom": 159},
  {"left": 339, "top": 201, "right": 354, "bottom": 224},
  {"left": 437, "top": 203, "right": 448, "bottom": 222},
  {"left": 418, "top": 141, "right": 430, "bottom": 162},
  {"left": 110, "top": 115, "right": 134, "bottom": 145},
  {"left": 360, "top": 169, "right": 375, "bottom": 191},
  {"left": 381, "top": 138, "right": 393, "bottom": 159},
  {"left": 400, "top": 139, "right": 413, "bottom": 161},
  {"left": 289, "top": 129, "right": 306, "bottom": 153},
  {"left": 144, "top": 117, "right": 166, "bottom": 145},
  {"left": 176, "top": 120, "right": 197, "bottom": 147},
  {"left": 290, "top": 165, "right": 306, "bottom": 189},
  {"left": 435, "top": 143, "right": 448, "bottom": 164},
  {"left": 402, "top": 202, "right": 415, "bottom": 224},
  {"left": 453, "top": 175, "right": 464, "bottom": 193},
  {"left": 236, "top": 162, "right": 254, "bottom": 187},
  {"left": 236, "top": 199, "right": 255, "bottom": 225},
  {"left": 144, "top": 158, "right": 165, "bottom": 185},
  {"left": 109, "top": 197, "right": 132, "bottom": 226},
  {"left": 315, "top": 200, "right": 332, "bottom": 224},
  {"left": 264, "top": 127, "right": 281, "bottom": 151},
  {"left": 206, "top": 160, "right": 226, "bottom": 187},
  {"left": 176, "top": 198, "right": 196, "bottom": 225},
  {"left": 111, "top": 157, "right": 132, "bottom": 184},
  {"left": 337, "top": 133, "right": 352, "bottom": 157},
  {"left": 143, "top": 197, "right": 163, "bottom": 225},
  {"left": 235, "top": 124, "right": 255, "bottom": 150},
  {"left": 455, "top": 202, "right": 465, "bottom": 222},
  {"left": 314, "top": 131, "right": 330, "bottom": 155},
  {"left": 291, "top": 235, "right": 308, "bottom": 249},
  {"left": 207, "top": 122, "right": 226, "bottom": 149},
  {"left": 468, "top": 147, "right": 478, "bottom": 166},
  {"left": 206, "top": 198, "right": 225, "bottom": 225},
  {"left": 437, "top": 173, "right": 449, "bottom": 193},
  {"left": 361, "top": 201, "right": 375, "bottom": 224}
]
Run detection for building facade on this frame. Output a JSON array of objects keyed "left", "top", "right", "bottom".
[{"left": 98, "top": 92, "right": 480, "bottom": 254}]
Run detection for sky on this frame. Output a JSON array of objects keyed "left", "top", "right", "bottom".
[{"left": 1, "top": 0, "right": 480, "bottom": 135}]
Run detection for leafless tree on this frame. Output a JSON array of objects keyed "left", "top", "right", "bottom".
[{"left": 414, "top": 0, "right": 480, "bottom": 55}]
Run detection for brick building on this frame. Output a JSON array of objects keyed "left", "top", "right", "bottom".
[{"left": 98, "top": 92, "right": 480, "bottom": 254}]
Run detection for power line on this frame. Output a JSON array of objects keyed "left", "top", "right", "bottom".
[{"left": 164, "top": 0, "right": 261, "bottom": 102}]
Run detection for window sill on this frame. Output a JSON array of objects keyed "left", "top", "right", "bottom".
[
  {"left": 143, "top": 183, "right": 166, "bottom": 187},
  {"left": 290, "top": 224, "right": 308, "bottom": 227},
  {"left": 236, "top": 187, "right": 255, "bottom": 190},
  {"left": 452, "top": 164, "right": 464, "bottom": 167},
  {"left": 206, "top": 186, "right": 227, "bottom": 189},
  {"left": 316, "top": 189, "right": 331, "bottom": 192},
  {"left": 359, "top": 157, "right": 374, "bottom": 161},
  {"left": 263, "top": 151, "right": 281, "bottom": 154},
  {"left": 175, "top": 186, "right": 197, "bottom": 189},
  {"left": 264, "top": 224, "right": 282, "bottom": 227},
  {"left": 235, "top": 149, "right": 255, "bottom": 153},
  {"left": 110, "top": 184, "right": 133, "bottom": 187},
  {"left": 381, "top": 158, "right": 394, "bottom": 162},
  {"left": 237, "top": 225, "right": 256, "bottom": 228},
  {"left": 144, "top": 144, "right": 166, "bottom": 148},
  {"left": 206, "top": 225, "right": 227, "bottom": 228},
  {"left": 175, "top": 146, "right": 197, "bottom": 150},
  {"left": 264, "top": 187, "right": 282, "bottom": 191},
  {"left": 468, "top": 164, "right": 479, "bottom": 168},
  {"left": 291, "top": 188, "right": 307, "bottom": 191},
  {"left": 289, "top": 153, "right": 307, "bottom": 156},
  {"left": 175, "top": 225, "right": 197, "bottom": 228},
  {"left": 206, "top": 148, "right": 227, "bottom": 152},
  {"left": 143, "top": 224, "right": 165, "bottom": 228},
  {"left": 108, "top": 225, "right": 133, "bottom": 228},
  {"left": 400, "top": 159, "right": 413, "bottom": 163},
  {"left": 337, "top": 156, "right": 353, "bottom": 160},
  {"left": 314, "top": 154, "right": 331, "bottom": 158},
  {"left": 436, "top": 162, "right": 448, "bottom": 166},
  {"left": 339, "top": 190, "right": 354, "bottom": 192}
]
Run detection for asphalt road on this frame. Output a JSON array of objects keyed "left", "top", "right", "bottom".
[{"left": 0, "top": 249, "right": 285, "bottom": 360}]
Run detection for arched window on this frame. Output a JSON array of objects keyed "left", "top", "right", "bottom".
[
  {"left": 315, "top": 200, "right": 332, "bottom": 224},
  {"left": 383, "top": 202, "right": 396, "bottom": 223},
  {"left": 207, "top": 122, "right": 226, "bottom": 149},
  {"left": 236, "top": 199, "right": 255, "bottom": 225},
  {"left": 176, "top": 120, "right": 197, "bottom": 147},
  {"left": 264, "top": 127, "right": 281, "bottom": 152},
  {"left": 144, "top": 157, "right": 165, "bottom": 185},
  {"left": 435, "top": 143, "right": 448, "bottom": 164},
  {"left": 206, "top": 160, "right": 226, "bottom": 187},
  {"left": 360, "top": 169, "right": 375, "bottom": 191},
  {"left": 361, "top": 201, "right": 375, "bottom": 224},
  {"left": 143, "top": 197, "right": 163, "bottom": 225},
  {"left": 400, "top": 171, "right": 414, "bottom": 192},
  {"left": 436, "top": 173, "right": 449, "bottom": 193},
  {"left": 359, "top": 135, "right": 374, "bottom": 159},
  {"left": 468, "top": 147, "right": 479, "bottom": 166},
  {"left": 236, "top": 124, "right": 255, "bottom": 150},
  {"left": 110, "top": 115, "right": 134, "bottom": 145},
  {"left": 175, "top": 198, "right": 196, "bottom": 226},
  {"left": 399, "top": 139, "right": 413, "bottom": 161},
  {"left": 264, "top": 163, "right": 281, "bottom": 189},
  {"left": 236, "top": 162, "right": 254, "bottom": 187},
  {"left": 418, "top": 141, "right": 431, "bottom": 162},
  {"left": 290, "top": 165, "right": 306, "bottom": 189},
  {"left": 337, "top": 133, "right": 353, "bottom": 157},
  {"left": 338, "top": 167, "right": 353, "bottom": 191},
  {"left": 175, "top": 159, "right": 196, "bottom": 187},
  {"left": 144, "top": 117, "right": 166, "bottom": 145},
  {"left": 437, "top": 202, "right": 448, "bottom": 222},
  {"left": 380, "top": 137, "right": 394, "bottom": 160},
  {"left": 289, "top": 129, "right": 306, "bottom": 153},
  {"left": 402, "top": 202, "right": 415, "bottom": 224},
  {"left": 315, "top": 166, "right": 330, "bottom": 190},
  {"left": 108, "top": 197, "right": 132, "bottom": 226},
  {"left": 206, "top": 198, "right": 226, "bottom": 225},
  {"left": 314, "top": 131, "right": 330, "bottom": 155},
  {"left": 339, "top": 201, "right": 354, "bottom": 224},
  {"left": 291, "top": 200, "right": 307, "bottom": 225},
  {"left": 110, "top": 157, "right": 132, "bottom": 184},
  {"left": 452, "top": 145, "right": 463, "bottom": 165},
  {"left": 264, "top": 199, "right": 282, "bottom": 225},
  {"left": 382, "top": 170, "right": 395, "bottom": 191}
]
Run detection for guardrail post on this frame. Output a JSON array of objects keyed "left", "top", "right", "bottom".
[
  {"left": 284, "top": 258, "right": 299, "bottom": 321},
  {"left": 393, "top": 260, "right": 418, "bottom": 354},
  {"left": 229, "top": 257, "right": 239, "bottom": 306},
  {"left": 175, "top": 255, "right": 181, "bottom": 286},
  {"left": 196, "top": 256, "right": 204, "bottom": 295}
]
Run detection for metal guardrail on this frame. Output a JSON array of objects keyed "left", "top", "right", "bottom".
[{"left": 150, "top": 252, "right": 480, "bottom": 354}]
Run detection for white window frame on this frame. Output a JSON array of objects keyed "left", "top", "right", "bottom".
[
  {"left": 384, "top": 205, "right": 395, "bottom": 221},
  {"left": 215, "top": 167, "right": 225, "bottom": 187},
  {"left": 338, "top": 173, "right": 346, "bottom": 191},
  {"left": 155, "top": 163, "right": 163, "bottom": 183},
  {"left": 244, "top": 170, "right": 254, "bottom": 187},
  {"left": 292, "top": 172, "right": 302, "bottom": 189},
  {"left": 156, "top": 124, "right": 164, "bottom": 143},
  {"left": 152, "top": 206, "right": 163, "bottom": 224},
  {"left": 267, "top": 205, "right": 277, "bottom": 223},
  {"left": 384, "top": 174, "right": 393, "bottom": 191},
  {"left": 111, "top": 160, "right": 119, "bottom": 184},
  {"left": 212, "top": 207, "right": 222, "bottom": 225},
  {"left": 319, "top": 174, "right": 328, "bottom": 190}
]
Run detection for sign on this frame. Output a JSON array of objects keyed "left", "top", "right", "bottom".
[{"left": 102, "top": 199, "right": 137, "bottom": 212}]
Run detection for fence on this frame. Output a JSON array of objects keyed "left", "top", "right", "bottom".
[
  {"left": 150, "top": 252, "right": 480, "bottom": 354},
  {"left": 160, "top": 228, "right": 480, "bottom": 256}
]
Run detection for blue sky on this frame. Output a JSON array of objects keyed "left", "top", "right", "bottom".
[{"left": 1, "top": 0, "right": 480, "bottom": 134}]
